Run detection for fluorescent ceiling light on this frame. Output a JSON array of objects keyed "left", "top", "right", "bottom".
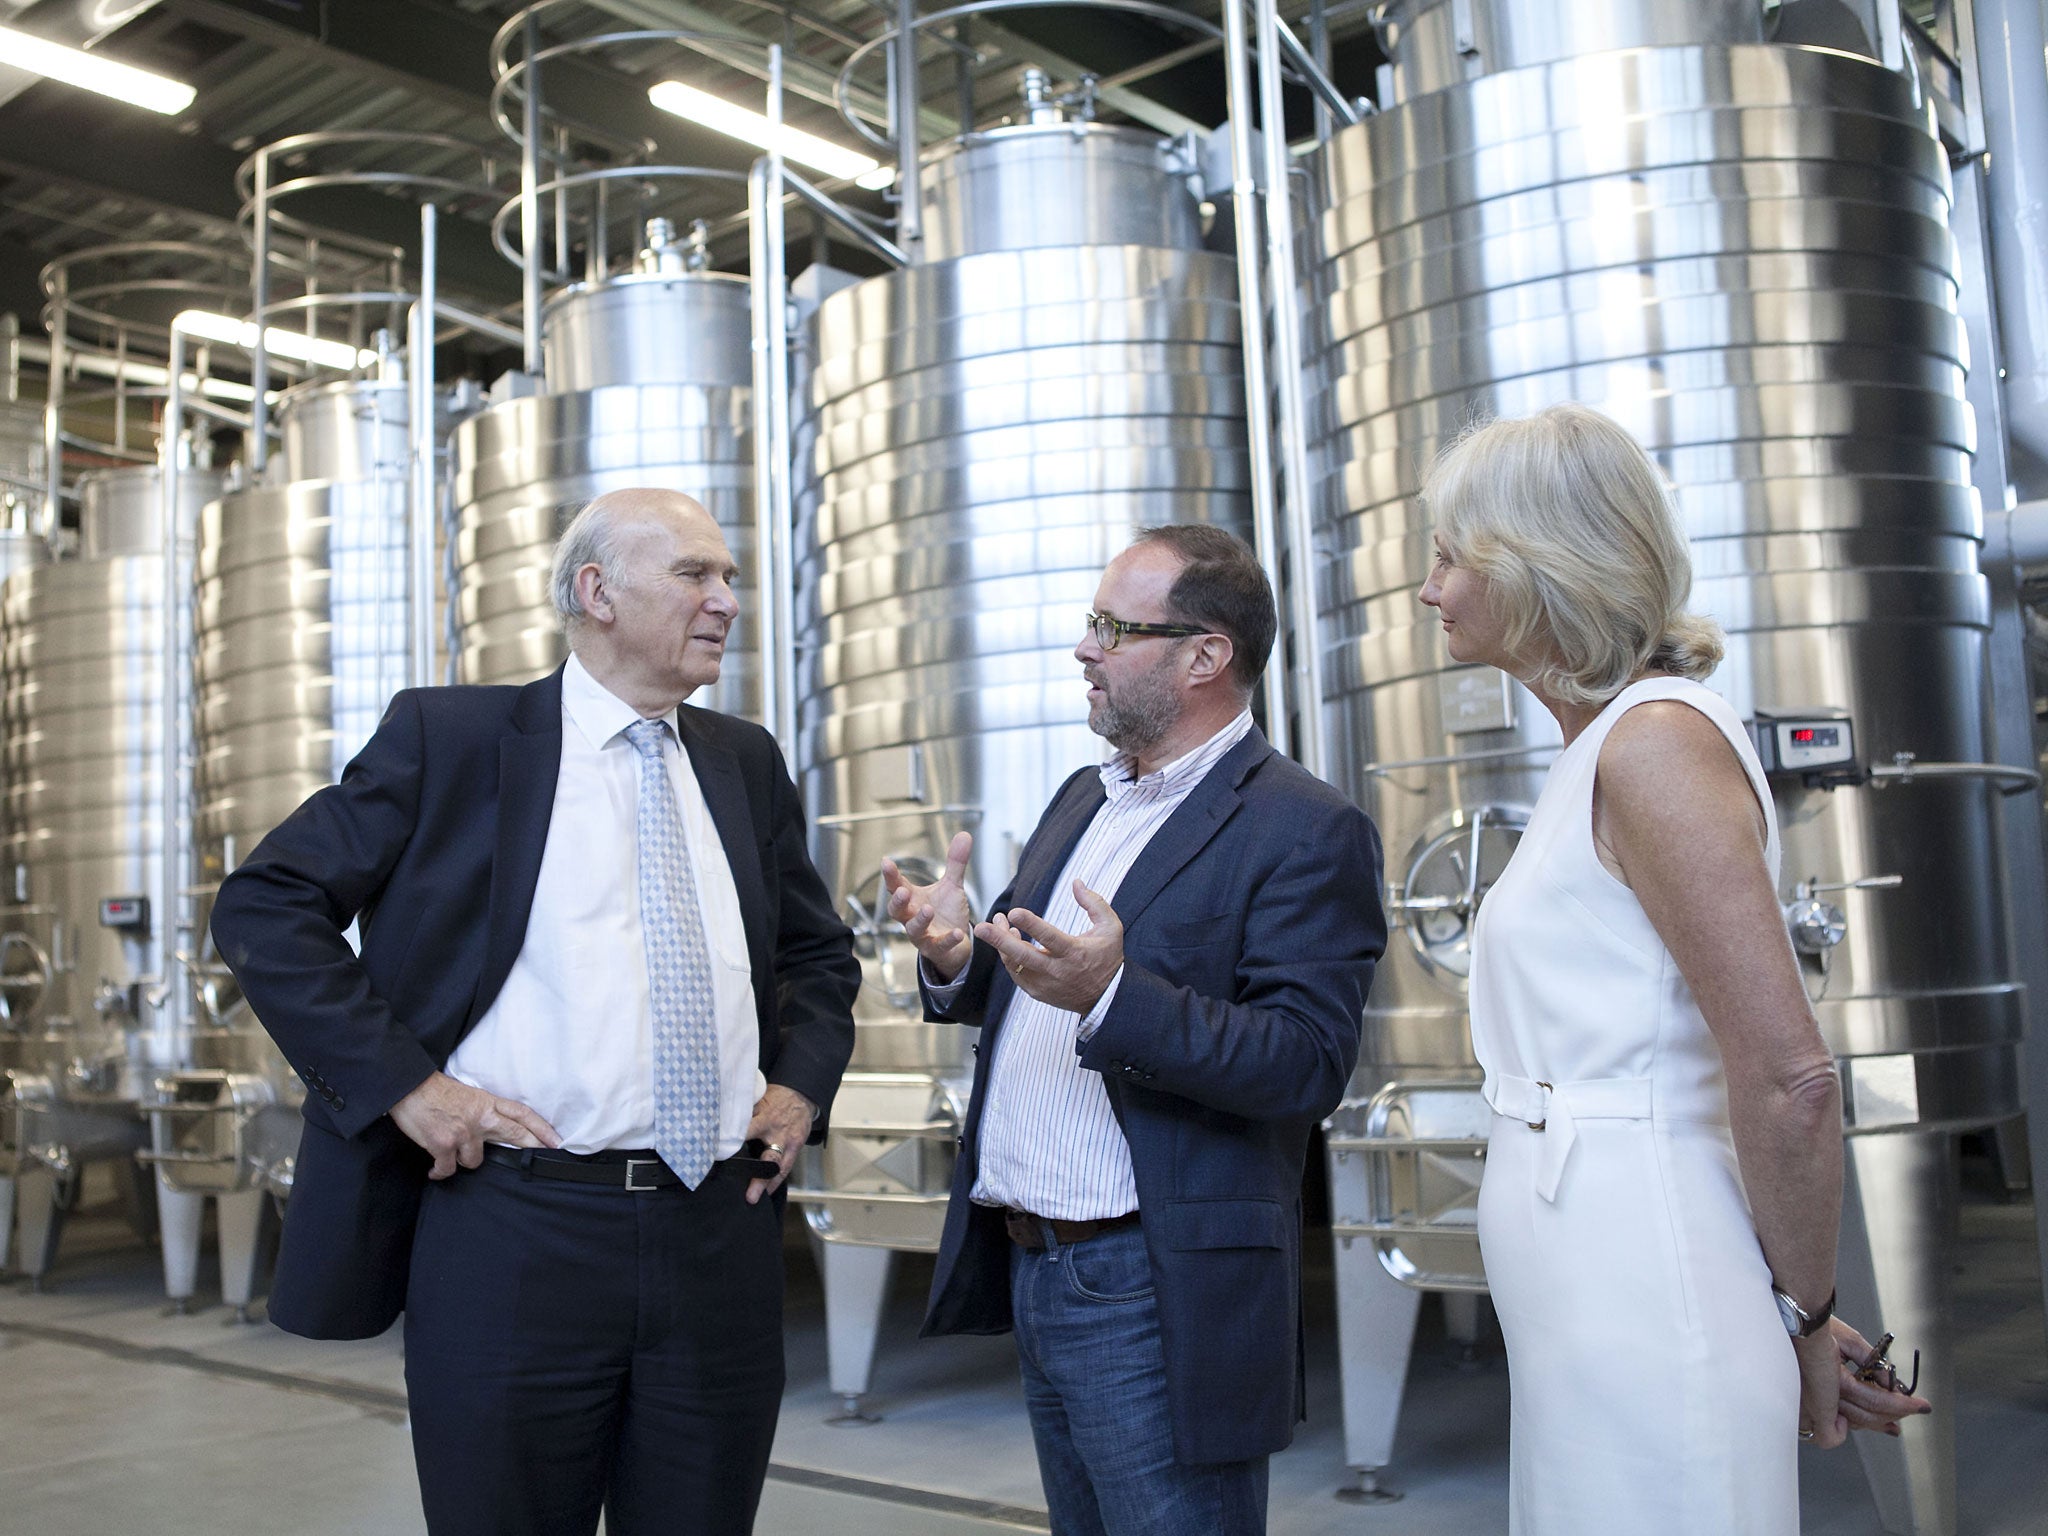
[
  {"left": 648, "top": 79, "right": 884, "bottom": 185},
  {"left": 174, "top": 311, "right": 377, "bottom": 372},
  {"left": 0, "top": 24, "right": 195, "bottom": 115}
]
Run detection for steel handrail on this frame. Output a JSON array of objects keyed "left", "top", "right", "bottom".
[{"left": 487, "top": 163, "right": 749, "bottom": 277}]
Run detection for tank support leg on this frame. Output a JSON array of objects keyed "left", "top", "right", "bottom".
[
  {"left": 1330, "top": 1234, "right": 1422, "bottom": 1503},
  {"left": 1989, "top": 1118, "right": 2030, "bottom": 1194},
  {"left": 156, "top": 1171, "right": 206, "bottom": 1313},
  {"left": 1838, "top": 1132, "right": 1957, "bottom": 1536},
  {"left": 216, "top": 1188, "right": 267, "bottom": 1321},
  {"left": 821, "top": 1241, "right": 893, "bottom": 1424},
  {"left": 15, "top": 1165, "right": 60, "bottom": 1289}
]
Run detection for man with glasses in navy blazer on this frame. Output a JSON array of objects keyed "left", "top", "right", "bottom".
[
  {"left": 884, "top": 524, "right": 1387, "bottom": 1535},
  {"left": 212, "top": 488, "right": 857, "bottom": 1536}
]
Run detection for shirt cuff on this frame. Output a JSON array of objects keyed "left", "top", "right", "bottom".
[
  {"left": 921, "top": 957, "right": 967, "bottom": 1008},
  {"left": 1076, "top": 964, "right": 1125, "bottom": 1041}
]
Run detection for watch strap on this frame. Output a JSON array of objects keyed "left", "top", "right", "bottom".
[{"left": 1775, "top": 1285, "right": 1836, "bottom": 1337}]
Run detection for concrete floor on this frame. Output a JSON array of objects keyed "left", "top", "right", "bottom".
[{"left": 1, "top": 1154, "right": 2044, "bottom": 1536}]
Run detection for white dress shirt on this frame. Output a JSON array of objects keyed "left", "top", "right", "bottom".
[
  {"left": 445, "top": 654, "right": 764, "bottom": 1154},
  {"left": 935, "top": 710, "right": 1255, "bottom": 1219}
]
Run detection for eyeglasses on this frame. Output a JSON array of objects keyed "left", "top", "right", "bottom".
[
  {"left": 1084, "top": 611, "right": 1208, "bottom": 652},
  {"left": 1854, "top": 1333, "right": 1920, "bottom": 1398}
]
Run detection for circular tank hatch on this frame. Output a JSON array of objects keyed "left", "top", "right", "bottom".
[{"left": 1395, "top": 804, "right": 1530, "bottom": 992}]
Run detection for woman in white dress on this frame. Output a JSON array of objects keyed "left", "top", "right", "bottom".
[{"left": 1417, "top": 404, "right": 1930, "bottom": 1534}]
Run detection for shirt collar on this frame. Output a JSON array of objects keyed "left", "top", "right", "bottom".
[
  {"left": 562, "top": 652, "right": 679, "bottom": 752},
  {"left": 1100, "top": 709, "right": 1255, "bottom": 799}
]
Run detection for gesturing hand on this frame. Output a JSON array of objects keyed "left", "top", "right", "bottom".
[
  {"left": 389, "top": 1070, "right": 561, "bottom": 1180},
  {"left": 882, "top": 829, "right": 976, "bottom": 983},
  {"left": 974, "top": 880, "right": 1125, "bottom": 1016}
]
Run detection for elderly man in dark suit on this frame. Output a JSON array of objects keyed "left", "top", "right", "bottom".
[
  {"left": 211, "top": 487, "right": 858, "bottom": 1536},
  {"left": 884, "top": 524, "right": 1386, "bottom": 1534}
]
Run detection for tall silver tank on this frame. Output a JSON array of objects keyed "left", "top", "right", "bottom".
[
  {"left": 0, "top": 403, "right": 43, "bottom": 536},
  {"left": 0, "top": 466, "right": 221, "bottom": 1280},
  {"left": 1307, "top": 15, "right": 2005, "bottom": 1530},
  {"left": 449, "top": 220, "right": 755, "bottom": 711},
  {"left": 788, "top": 99, "right": 1248, "bottom": 1416},
  {"left": 171, "top": 373, "right": 427, "bottom": 1230}
]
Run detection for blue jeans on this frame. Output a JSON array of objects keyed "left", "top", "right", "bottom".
[{"left": 1009, "top": 1223, "right": 1269, "bottom": 1536}]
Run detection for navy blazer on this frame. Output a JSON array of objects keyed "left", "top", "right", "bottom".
[
  {"left": 210, "top": 668, "right": 859, "bottom": 1340},
  {"left": 919, "top": 727, "right": 1386, "bottom": 1466}
]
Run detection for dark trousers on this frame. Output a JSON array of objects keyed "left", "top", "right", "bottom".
[{"left": 402, "top": 1156, "right": 786, "bottom": 1536}]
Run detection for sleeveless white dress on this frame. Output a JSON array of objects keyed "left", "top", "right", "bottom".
[{"left": 1470, "top": 676, "right": 1799, "bottom": 1535}]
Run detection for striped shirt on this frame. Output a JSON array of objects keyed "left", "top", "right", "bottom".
[{"left": 961, "top": 709, "right": 1255, "bottom": 1220}]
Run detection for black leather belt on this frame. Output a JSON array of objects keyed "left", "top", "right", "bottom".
[
  {"left": 1004, "top": 1208, "right": 1142, "bottom": 1250},
  {"left": 482, "top": 1146, "right": 780, "bottom": 1190}
]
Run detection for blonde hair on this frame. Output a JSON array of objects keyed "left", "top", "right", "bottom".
[{"left": 1423, "top": 404, "right": 1723, "bottom": 706}]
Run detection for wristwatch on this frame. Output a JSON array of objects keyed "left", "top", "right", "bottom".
[{"left": 1773, "top": 1285, "right": 1836, "bottom": 1338}]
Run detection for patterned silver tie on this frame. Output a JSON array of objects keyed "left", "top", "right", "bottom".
[{"left": 625, "top": 718, "right": 719, "bottom": 1188}]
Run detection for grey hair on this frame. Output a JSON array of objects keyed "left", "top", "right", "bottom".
[
  {"left": 1424, "top": 403, "right": 1723, "bottom": 706},
  {"left": 549, "top": 498, "right": 640, "bottom": 627}
]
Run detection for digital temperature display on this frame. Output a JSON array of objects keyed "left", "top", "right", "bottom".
[{"left": 1754, "top": 713, "right": 1858, "bottom": 778}]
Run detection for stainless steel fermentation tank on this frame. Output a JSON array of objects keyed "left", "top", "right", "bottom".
[
  {"left": 143, "top": 369, "right": 434, "bottom": 1317},
  {"left": 0, "top": 403, "right": 43, "bottom": 538},
  {"left": 450, "top": 220, "right": 756, "bottom": 712},
  {"left": 788, "top": 104, "right": 1249, "bottom": 1417},
  {"left": 0, "top": 465, "right": 222, "bottom": 1287},
  {"left": 1307, "top": 11, "right": 2017, "bottom": 1531}
]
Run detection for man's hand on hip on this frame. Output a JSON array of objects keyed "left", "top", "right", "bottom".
[
  {"left": 390, "top": 1071, "right": 561, "bottom": 1180},
  {"left": 976, "top": 881, "right": 1124, "bottom": 1016},
  {"left": 745, "top": 1084, "right": 817, "bottom": 1206},
  {"left": 882, "top": 829, "right": 976, "bottom": 982}
]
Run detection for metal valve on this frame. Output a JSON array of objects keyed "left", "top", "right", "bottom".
[
  {"left": 1782, "top": 874, "right": 1902, "bottom": 955},
  {"left": 1784, "top": 898, "right": 1847, "bottom": 955}
]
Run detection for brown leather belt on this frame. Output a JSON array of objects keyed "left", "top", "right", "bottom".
[{"left": 1004, "top": 1207, "right": 1141, "bottom": 1250}]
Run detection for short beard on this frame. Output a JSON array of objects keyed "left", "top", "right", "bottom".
[{"left": 1088, "top": 645, "right": 1184, "bottom": 757}]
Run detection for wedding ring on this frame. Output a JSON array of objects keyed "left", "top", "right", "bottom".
[
  {"left": 1797, "top": 1429, "right": 1815, "bottom": 1442},
  {"left": 765, "top": 1142, "right": 786, "bottom": 1156}
]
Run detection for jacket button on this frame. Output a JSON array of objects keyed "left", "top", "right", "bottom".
[{"left": 331, "top": 1095, "right": 346, "bottom": 1111}]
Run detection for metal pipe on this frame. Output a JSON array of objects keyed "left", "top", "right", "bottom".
[
  {"left": 431, "top": 302, "right": 526, "bottom": 349},
  {"left": 893, "top": 0, "right": 922, "bottom": 250},
  {"left": 1256, "top": 0, "right": 1325, "bottom": 776},
  {"left": 249, "top": 148, "right": 271, "bottom": 476},
  {"left": 1309, "top": 0, "right": 1331, "bottom": 141},
  {"left": 158, "top": 326, "right": 190, "bottom": 1069},
  {"left": 553, "top": 126, "right": 571, "bottom": 283},
  {"left": 521, "top": 10, "right": 544, "bottom": 377},
  {"left": 749, "top": 52, "right": 789, "bottom": 750},
  {"left": 1973, "top": 0, "right": 2048, "bottom": 494},
  {"left": 783, "top": 169, "right": 911, "bottom": 266},
  {"left": 113, "top": 328, "right": 128, "bottom": 454},
  {"left": 1273, "top": 11, "right": 1360, "bottom": 129},
  {"left": 42, "top": 264, "right": 64, "bottom": 536},
  {"left": 412, "top": 203, "right": 439, "bottom": 692},
  {"left": 1221, "top": 0, "right": 1291, "bottom": 757}
]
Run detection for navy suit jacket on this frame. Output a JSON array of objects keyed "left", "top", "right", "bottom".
[
  {"left": 210, "top": 668, "right": 859, "bottom": 1340},
  {"left": 919, "top": 726, "right": 1386, "bottom": 1466}
]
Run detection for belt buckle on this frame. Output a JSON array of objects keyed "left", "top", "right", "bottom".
[
  {"left": 1528, "top": 1080, "right": 1552, "bottom": 1132},
  {"left": 624, "top": 1157, "right": 663, "bottom": 1191}
]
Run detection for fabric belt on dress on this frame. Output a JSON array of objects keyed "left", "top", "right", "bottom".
[
  {"left": 481, "top": 1146, "right": 779, "bottom": 1190},
  {"left": 1003, "top": 1207, "right": 1142, "bottom": 1250},
  {"left": 1483, "top": 1074, "right": 1655, "bottom": 1203}
]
